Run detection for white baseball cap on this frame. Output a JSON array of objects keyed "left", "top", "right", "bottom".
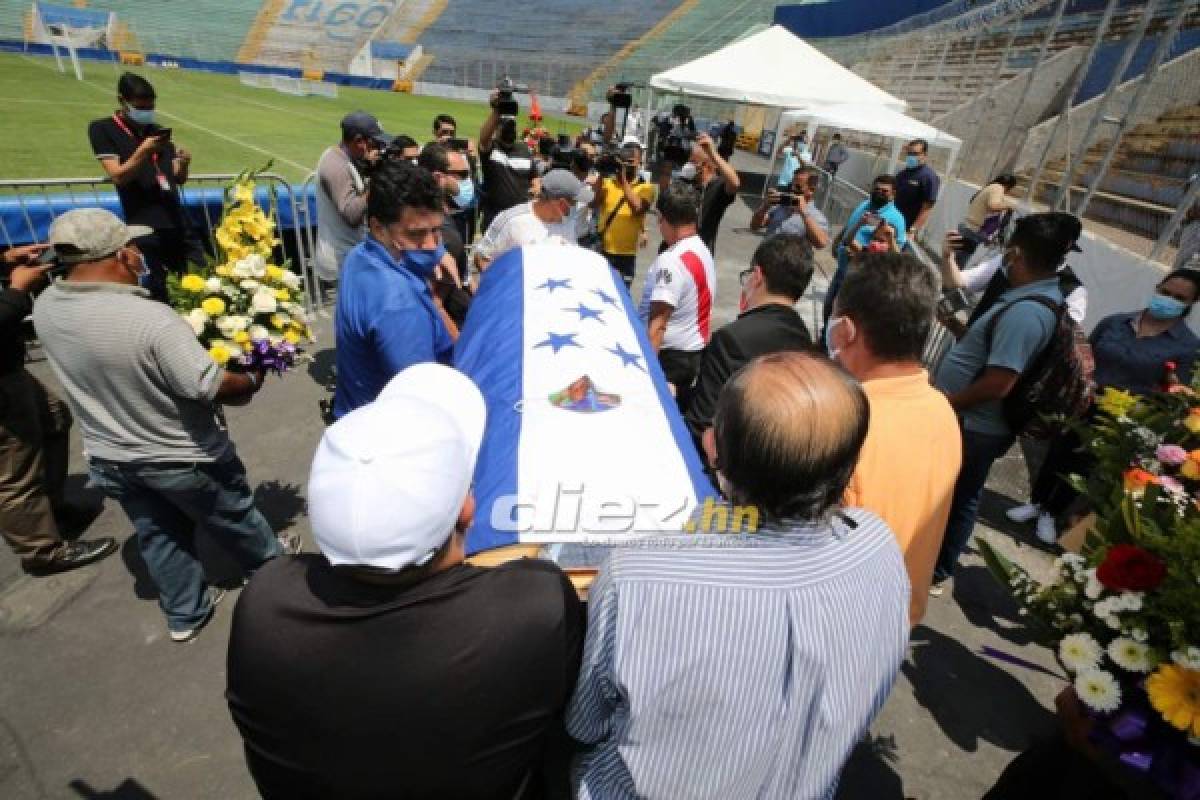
[{"left": 308, "top": 364, "right": 487, "bottom": 571}]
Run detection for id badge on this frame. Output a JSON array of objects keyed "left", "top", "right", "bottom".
[{"left": 157, "top": 173, "right": 171, "bottom": 192}]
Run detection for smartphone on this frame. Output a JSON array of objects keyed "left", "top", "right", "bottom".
[
  {"left": 863, "top": 211, "right": 881, "bottom": 225},
  {"left": 153, "top": 127, "right": 173, "bottom": 141}
]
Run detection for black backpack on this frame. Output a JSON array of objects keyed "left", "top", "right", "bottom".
[{"left": 983, "top": 295, "right": 1095, "bottom": 438}]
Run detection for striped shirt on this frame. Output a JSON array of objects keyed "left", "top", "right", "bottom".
[
  {"left": 566, "top": 508, "right": 910, "bottom": 800},
  {"left": 33, "top": 280, "right": 229, "bottom": 463}
]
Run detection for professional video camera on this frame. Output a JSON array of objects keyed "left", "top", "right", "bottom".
[
  {"left": 595, "top": 146, "right": 640, "bottom": 182},
  {"left": 492, "top": 75, "right": 528, "bottom": 118},
  {"left": 658, "top": 103, "right": 697, "bottom": 166}
]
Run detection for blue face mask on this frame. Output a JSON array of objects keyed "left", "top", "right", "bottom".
[
  {"left": 1147, "top": 293, "right": 1188, "bottom": 320},
  {"left": 396, "top": 242, "right": 446, "bottom": 281},
  {"left": 905, "top": 155, "right": 919, "bottom": 169},
  {"left": 126, "top": 107, "right": 155, "bottom": 127},
  {"left": 452, "top": 178, "right": 475, "bottom": 210}
]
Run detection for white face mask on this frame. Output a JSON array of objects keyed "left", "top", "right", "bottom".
[{"left": 825, "top": 316, "right": 844, "bottom": 362}]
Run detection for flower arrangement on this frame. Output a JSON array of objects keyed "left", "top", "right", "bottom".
[
  {"left": 169, "top": 164, "right": 312, "bottom": 372},
  {"left": 980, "top": 382, "right": 1200, "bottom": 796}
]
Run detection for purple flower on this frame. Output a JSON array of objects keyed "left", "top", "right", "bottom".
[{"left": 1156, "top": 444, "right": 1188, "bottom": 466}]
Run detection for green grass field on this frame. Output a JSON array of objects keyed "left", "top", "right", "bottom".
[{"left": 0, "top": 52, "right": 580, "bottom": 183}]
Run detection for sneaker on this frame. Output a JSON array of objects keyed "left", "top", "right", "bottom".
[
  {"left": 169, "top": 588, "right": 226, "bottom": 643},
  {"left": 1035, "top": 513, "right": 1059, "bottom": 545},
  {"left": 1005, "top": 503, "right": 1041, "bottom": 524},
  {"left": 24, "top": 537, "right": 118, "bottom": 576},
  {"left": 929, "top": 580, "right": 947, "bottom": 597}
]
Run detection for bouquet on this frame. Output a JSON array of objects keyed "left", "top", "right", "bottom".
[
  {"left": 169, "top": 164, "right": 313, "bottom": 372},
  {"left": 980, "top": 381, "right": 1200, "bottom": 797}
]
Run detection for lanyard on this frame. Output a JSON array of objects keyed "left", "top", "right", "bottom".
[{"left": 112, "top": 113, "right": 167, "bottom": 183}]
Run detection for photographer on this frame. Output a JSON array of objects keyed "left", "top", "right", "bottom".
[
  {"left": 88, "top": 72, "right": 202, "bottom": 302},
  {"left": 314, "top": 111, "right": 392, "bottom": 284},
  {"left": 479, "top": 81, "right": 534, "bottom": 231},
  {"left": 593, "top": 140, "right": 655, "bottom": 289},
  {"left": 750, "top": 165, "right": 830, "bottom": 249},
  {"left": 0, "top": 244, "right": 117, "bottom": 576},
  {"left": 690, "top": 132, "right": 741, "bottom": 257}
]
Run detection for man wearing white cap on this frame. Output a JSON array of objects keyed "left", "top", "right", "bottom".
[
  {"left": 33, "top": 208, "right": 284, "bottom": 642},
  {"left": 473, "top": 168, "right": 592, "bottom": 271},
  {"left": 227, "top": 364, "right": 584, "bottom": 799}
]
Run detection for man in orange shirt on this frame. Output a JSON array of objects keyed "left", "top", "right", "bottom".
[{"left": 827, "top": 252, "right": 961, "bottom": 623}]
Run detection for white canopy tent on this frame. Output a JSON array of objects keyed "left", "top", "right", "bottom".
[
  {"left": 647, "top": 25, "right": 907, "bottom": 111},
  {"left": 770, "top": 105, "right": 963, "bottom": 190}
]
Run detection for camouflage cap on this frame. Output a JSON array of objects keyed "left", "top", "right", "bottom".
[{"left": 48, "top": 208, "right": 153, "bottom": 264}]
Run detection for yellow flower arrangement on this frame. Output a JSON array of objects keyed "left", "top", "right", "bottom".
[
  {"left": 180, "top": 274, "right": 206, "bottom": 293},
  {"left": 1146, "top": 664, "right": 1200, "bottom": 737}
]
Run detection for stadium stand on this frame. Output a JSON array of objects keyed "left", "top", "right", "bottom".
[
  {"left": 65, "top": 0, "right": 262, "bottom": 63},
  {"left": 413, "top": 0, "right": 684, "bottom": 96}
]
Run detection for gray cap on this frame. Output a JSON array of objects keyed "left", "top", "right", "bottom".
[
  {"left": 540, "top": 169, "right": 593, "bottom": 204},
  {"left": 48, "top": 209, "right": 152, "bottom": 264},
  {"left": 341, "top": 110, "right": 393, "bottom": 145}
]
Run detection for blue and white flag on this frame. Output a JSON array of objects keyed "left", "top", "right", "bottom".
[{"left": 454, "top": 244, "right": 716, "bottom": 554}]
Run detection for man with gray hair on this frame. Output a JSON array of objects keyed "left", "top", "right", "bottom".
[
  {"left": 474, "top": 169, "right": 592, "bottom": 270},
  {"left": 33, "top": 208, "right": 285, "bottom": 643},
  {"left": 567, "top": 351, "right": 910, "bottom": 799}
]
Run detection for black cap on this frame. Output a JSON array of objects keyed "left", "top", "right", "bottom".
[{"left": 340, "top": 111, "right": 393, "bottom": 146}]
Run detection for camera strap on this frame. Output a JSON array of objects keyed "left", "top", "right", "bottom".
[{"left": 599, "top": 195, "right": 628, "bottom": 236}]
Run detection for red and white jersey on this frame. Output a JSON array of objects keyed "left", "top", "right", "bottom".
[{"left": 639, "top": 234, "right": 716, "bottom": 353}]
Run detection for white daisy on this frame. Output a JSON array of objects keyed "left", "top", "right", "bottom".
[
  {"left": 1084, "top": 568, "right": 1104, "bottom": 600},
  {"left": 1172, "top": 647, "right": 1200, "bottom": 670},
  {"left": 1059, "top": 633, "right": 1103, "bottom": 673},
  {"left": 1107, "top": 638, "right": 1154, "bottom": 673},
  {"left": 1074, "top": 669, "right": 1122, "bottom": 714}
]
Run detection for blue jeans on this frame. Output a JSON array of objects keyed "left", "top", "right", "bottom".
[
  {"left": 88, "top": 454, "right": 281, "bottom": 632},
  {"left": 934, "top": 427, "right": 1015, "bottom": 582},
  {"left": 821, "top": 249, "right": 852, "bottom": 334}
]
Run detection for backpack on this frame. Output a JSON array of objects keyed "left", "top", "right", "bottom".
[{"left": 984, "top": 295, "right": 1095, "bottom": 438}]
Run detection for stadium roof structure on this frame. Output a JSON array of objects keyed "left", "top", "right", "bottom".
[{"left": 648, "top": 25, "right": 906, "bottom": 112}]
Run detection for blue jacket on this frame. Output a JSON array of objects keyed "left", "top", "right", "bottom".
[{"left": 333, "top": 237, "right": 453, "bottom": 418}]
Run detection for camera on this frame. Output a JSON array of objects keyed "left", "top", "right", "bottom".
[
  {"left": 608, "top": 82, "right": 633, "bottom": 110},
  {"left": 775, "top": 192, "right": 799, "bottom": 208},
  {"left": 493, "top": 76, "right": 527, "bottom": 118}
]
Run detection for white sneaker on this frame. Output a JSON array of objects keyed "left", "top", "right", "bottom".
[
  {"left": 169, "top": 588, "right": 226, "bottom": 643},
  {"left": 1035, "top": 513, "right": 1058, "bottom": 545},
  {"left": 1006, "top": 503, "right": 1041, "bottom": 524}
]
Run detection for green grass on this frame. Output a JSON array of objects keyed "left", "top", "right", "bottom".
[{"left": 0, "top": 52, "right": 580, "bottom": 183}]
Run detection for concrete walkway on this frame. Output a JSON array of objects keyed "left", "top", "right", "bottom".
[{"left": 0, "top": 197, "right": 1066, "bottom": 799}]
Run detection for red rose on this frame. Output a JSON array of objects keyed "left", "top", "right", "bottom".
[{"left": 1096, "top": 544, "right": 1167, "bottom": 592}]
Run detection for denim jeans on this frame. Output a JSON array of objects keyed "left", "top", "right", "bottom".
[
  {"left": 88, "top": 453, "right": 281, "bottom": 632},
  {"left": 934, "top": 427, "right": 1015, "bottom": 582}
]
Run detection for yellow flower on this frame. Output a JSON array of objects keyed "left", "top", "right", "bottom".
[
  {"left": 266, "top": 265, "right": 284, "bottom": 281},
  {"left": 284, "top": 329, "right": 300, "bottom": 345},
  {"left": 208, "top": 345, "right": 232, "bottom": 365},
  {"left": 242, "top": 341, "right": 254, "bottom": 353},
  {"left": 233, "top": 331, "right": 250, "bottom": 344},
  {"left": 201, "top": 297, "right": 226, "bottom": 316},
  {"left": 180, "top": 274, "right": 206, "bottom": 293},
  {"left": 1095, "top": 387, "right": 1138, "bottom": 419},
  {"left": 214, "top": 264, "right": 232, "bottom": 277},
  {"left": 274, "top": 289, "right": 290, "bottom": 302},
  {"left": 233, "top": 182, "right": 255, "bottom": 206},
  {"left": 1146, "top": 664, "right": 1200, "bottom": 737},
  {"left": 270, "top": 314, "right": 286, "bottom": 330},
  {"left": 1186, "top": 408, "right": 1200, "bottom": 435}
]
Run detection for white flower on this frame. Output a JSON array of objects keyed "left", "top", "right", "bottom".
[
  {"left": 239, "top": 254, "right": 267, "bottom": 278},
  {"left": 215, "top": 316, "right": 241, "bottom": 339},
  {"left": 248, "top": 325, "right": 270, "bottom": 342},
  {"left": 1132, "top": 628, "right": 1148, "bottom": 643},
  {"left": 205, "top": 277, "right": 222, "bottom": 293},
  {"left": 1074, "top": 669, "right": 1122, "bottom": 714},
  {"left": 1084, "top": 568, "right": 1104, "bottom": 600},
  {"left": 268, "top": 333, "right": 283, "bottom": 347},
  {"left": 279, "top": 270, "right": 301, "bottom": 290},
  {"left": 184, "top": 308, "right": 209, "bottom": 336},
  {"left": 1172, "top": 647, "right": 1200, "bottom": 670},
  {"left": 1059, "top": 633, "right": 1102, "bottom": 673},
  {"left": 1119, "top": 592, "right": 1144, "bottom": 612},
  {"left": 1107, "top": 638, "right": 1154, "bottom": 673},
  {"left": 239, "top": 279, "right": 260, "bottom": 292},
  {"left": 251, "top": 289, "right": 277, "bottom": 314}
]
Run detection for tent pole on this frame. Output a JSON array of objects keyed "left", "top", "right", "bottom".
[{"left": 763, "top": 110, "right": 788, "bottom": 201}]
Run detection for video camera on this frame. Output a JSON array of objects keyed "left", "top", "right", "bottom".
[
  {"left": 493, "top": 76, "right": 528, "bottom": 118},
  {"left": 595, "top": 145, "right": 640, "bottom": 182},
  {"left": 608, "top": 82, "right": 634, "bottom": 110}
]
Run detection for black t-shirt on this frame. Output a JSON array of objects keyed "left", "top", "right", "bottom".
[
  {"left": 88, "top": 115, "right": 184, "bottom": 231},
  {"left": 441, "top": 216, "right": 467, "bottom": 280},
  {"left": 227, "top": 554, "right": 585, "bottom": 800},
  {"left": 481, "top": 139, "right": 533, "bottom": 218},
  {"left": 698, "top": 176, "right": 737, "bottom": 255},
  {"left": 893, "top": 164, "right": 940, "bottom": 231}
]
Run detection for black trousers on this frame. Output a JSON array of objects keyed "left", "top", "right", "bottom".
[
  {"left": 133, "top": 228, "right": 207, "bottom": 302},
  {"left": 602, "top": 252, "right": 637, "bottom": 290},
  {"left": 659, "top": 348, "right": 701, "bottom": 411}
]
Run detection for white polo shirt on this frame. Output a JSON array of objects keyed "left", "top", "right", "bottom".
[
  {"left": 638, "top": 234, "right": 716, "bottom": 352},
  {"left": 475, "top": 202, "right": 573, "bottom": 263}
]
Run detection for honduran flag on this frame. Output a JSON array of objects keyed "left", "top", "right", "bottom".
[{"left": 454, "top": 244, "right": 716, "bottom": 555}]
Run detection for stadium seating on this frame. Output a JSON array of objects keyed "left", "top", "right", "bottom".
[
  {"left": 413, "top": 0, "right": 683, "bottom": 97},
  {"left": 73, "top": 0, "right": 263, "bottom": 62}
]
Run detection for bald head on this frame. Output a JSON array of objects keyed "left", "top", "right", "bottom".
[{"left": 713, "top": 352, "right": 869, "bottom": 521}]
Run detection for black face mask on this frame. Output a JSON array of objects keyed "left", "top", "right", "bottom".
[{"left": 870, "top": 191, "right": 889, "bottom": 209}]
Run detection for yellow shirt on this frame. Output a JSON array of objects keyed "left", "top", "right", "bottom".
[
  {"left": 599, "top": 178, "right": 656, "bottom": 256},
  {"left": 844, "top": 371, "right": 961, "bottom": 625}
]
